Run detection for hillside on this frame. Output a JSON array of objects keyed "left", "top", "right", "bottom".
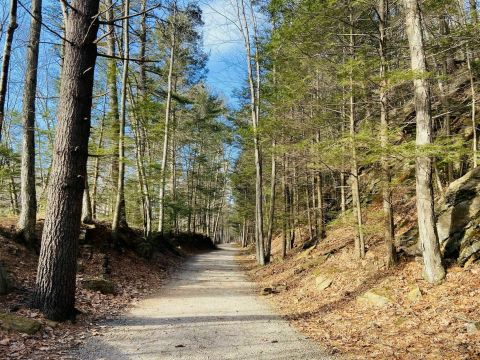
[{"left": 240, "top": 197, "right": 480, "bottom": 359}]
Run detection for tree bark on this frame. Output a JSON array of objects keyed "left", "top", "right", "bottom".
[
  {"left": 281, "top": 155, "right": 288, "bottom": 259},
  {"left": 404, "top": 0, "right": 446, "bottom": 284},
  {"left": 82, "top": 178, "right": 93, "bottom": 224},
  {"left": 349, "top": 10, "right": 365, "bottom": 259},
  {"left": 0, "top": 0, "right": 18, "bottom": 141},
  {"left": 158, "top": 4, "right": 177, "bottom": 233},
  {"left": 33, "top": 0, "right": 100, "bottom": 320},
  {"left": 237, "top": 0, "right": 265, "bottom": 265},
  {"left": 17, "top": 0, "right": 42, "bottom": 245},
  {"left": 106, "top": 0, "right": 127, "bottom": 228},
  {"left": 265, "top": 139, "right": 276, "bottom": 263},
  {"left": 0, "top": 263, "right": 9, "bottom": 295},
  {"left": 112, "top": 0, "right": 130, "bottom": 236},
  {"left": 91, "top": 112, "right": 105, "bottom": 219},
  {"left": 379, "top": 0, "right": 396, "bottom": 267}
]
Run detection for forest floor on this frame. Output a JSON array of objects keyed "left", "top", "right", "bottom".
[
  {"left": 72, "top": 244, "right": 332, "bottom": 360},
  {"left": 239, "top": 206, "right": 480, "bottom": 359},
  {"left": 0, "top": 217, "right": 200, "bottom": 359}
]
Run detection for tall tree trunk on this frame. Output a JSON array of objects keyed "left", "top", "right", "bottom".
[
  {"left": 112, "top": 0, "right": 130, "bottom": 235},
  {"left": 0, "top": 0, "right": 18, "bottom": 141},
  {"left": 404, "top": 0, "right": 446, "bottom": 284},
  {"left": 33, "top": 0, "right": 100, "bottom": 320},
  {"left": 315, "top": 132, "right": 326, "bottom": 239},
  {"left": 17, "top": 0, "right": 42, "bottom": 245},
  {"left": 281, "top": 155, "right": 288, "bottom": 258},
  {"left": 349, "top": 11, "right": 365, "bottom": 259},
  {"left": 91, "top": 112, "right": 105, "bottom": 219},
  {"left": 265, "top": 139, "right": 276, "bottom": 263},
  {"left": 469, "top": 0, "right": 478, "bottom": 23},
  {"left": 158, "top": 4, "right": 177, "bottom": 233},
  {"left": 238, "top": 0, "right": 265, "bottom": 265},
  {"left": 379, "top": 0, "right": 396, "bottom": 267},
  {"left": 0, "top": 263, "right": 10, "bottom": 295},
  {"left": 106, "top": 0, "right": 127, "bottom": 227},
  {"left": 82, "top": 178, "right": 93, "bottom": 224}
]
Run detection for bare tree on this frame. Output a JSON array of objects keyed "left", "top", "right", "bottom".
[
  {"left": 158, "top": 2, "right": 177, "bottom": 233},
  {"left": 112, "top": 0, "right": 131, "bottom": 236},
  {"left": 17, "top": 0, "right": 42, "bottom": 245},
  {"left": 348, "top": 9, "right": 365, "bottom": 259},
  {"left": 0, "top": 0, "right": 18, "bottom": 140},
  {"left": 237, "top": 0, "right": 265, "bottom": 265},
  {"left": 404, "top": 0, "right": 445, "bottom": 284},
  {"left": 378, "top": 0, "right": 396, "bottom": 267},
  {"left": 33, "top": 0, "right": 101, "bottom": 320}
]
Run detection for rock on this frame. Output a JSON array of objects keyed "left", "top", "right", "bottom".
[
  {"left": 437, "top": 167, "right": 480, "bottom": 265},
  {"left": 0, "top": 313, "right": 41, "bottom": 335},
  {"left": 406, "top": 284, "right": 422, "bottom": 304},
  {"left": 466, "top": 321, "right": 480, "bottom": 334},
  {"left": 315, "top": 275, "right": 333, "bottom": 291},
  {"left": 260, "top": 287, "right": 273, "bottom": 296},
  {"left": 82, "top": 277, "right": 116, "bottom": 295},
  {"left": 358, "top": 288, "right": 393, "bottom": 307},
  {"left": 45, "top": 320, "right": 59, "bottom": 328}
]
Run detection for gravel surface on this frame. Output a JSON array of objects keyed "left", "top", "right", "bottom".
[{"left": 73, "top": 244, "right": 333, "bottom": 359}]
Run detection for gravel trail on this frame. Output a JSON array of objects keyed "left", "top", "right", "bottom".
[{"left": 74, "top": 244, "right": 332, "bottom": 359}]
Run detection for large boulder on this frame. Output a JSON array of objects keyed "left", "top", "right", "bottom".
[
  {"left": 437, "top": 167, "right": 480, "bottom": 265},
  {"left": 0, "top": 313, "right": 41, "bottom": 334}
]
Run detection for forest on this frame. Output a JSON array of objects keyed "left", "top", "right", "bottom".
[{"left": 0, "top": 0, "right": 479, "bottom": 359}]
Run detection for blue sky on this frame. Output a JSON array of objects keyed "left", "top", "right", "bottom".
[
  {"left": 199, "top": 0, "right": 247, "bottom": 109},
  {"left": 0, "top": 0, "right": 254, "bottom": 119}
]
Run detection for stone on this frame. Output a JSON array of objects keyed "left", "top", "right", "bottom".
[
  {"left": 406, "top": 284, "right": 422, "bottom": 304},
  {"left": 45, "top": 320, "right": 58, "bottom": 328},
  {"left": 466, "top": 321, "right": 480, "bottom": 334},
  {"left": 437, "top": 167, "right": 480, "bottom": 265},
  {"left": 260, "top": 287, "right": 273, "bottom": 296},
  {"left": 315, "top": 275, "right": 333, "bottom": 292},
  {"left": 0, "top": 313, "right": 41, "bottom": 335},
  {"left": 82, "top": 277, "right": 116, "bottom": 295},
  {"left": 358, "top": 288, "right": 393, "bottom": 307}
]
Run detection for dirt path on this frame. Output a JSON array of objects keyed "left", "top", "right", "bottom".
[{"left": 74, "top": 244, "right": 332, "bottom": 359}]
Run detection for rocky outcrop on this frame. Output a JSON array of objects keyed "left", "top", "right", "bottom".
[{"left": 437, "top": 167, "right": 480, "bottom": 265}]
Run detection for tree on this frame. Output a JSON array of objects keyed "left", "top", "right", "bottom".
[
  {"left": 403, "top": 0, "right": 445, "bottom": 284},
  {"left": 158, "top": 2, "right": 177, "bottom": 233},
  {"left": 0, "top": 260, "right": 9, "bottom": 295},
  {"left": 33, "top": 0, "right": 101, "bottom": 320},
  {"left": 237, "top": 0, "right": 266, "bottom": 265},
  {"left": 378, "top": 0, "right": 396, "bottom": 267},
  {"left": 17, "top": 0, "right": 42, "bottom": 245},
  {"left": 112, "top": 0, "right": 131, "bottom": 236},
  {"left": 0, "top": 0, "right": 18, "bottom": 141}
]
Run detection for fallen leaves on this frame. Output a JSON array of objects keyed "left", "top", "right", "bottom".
[
  {"left": 240, "top": 219, "right": 480, "bottom": 359},
  {"left": 0, "top": 233, "right": 183, "bottom": 359}
]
